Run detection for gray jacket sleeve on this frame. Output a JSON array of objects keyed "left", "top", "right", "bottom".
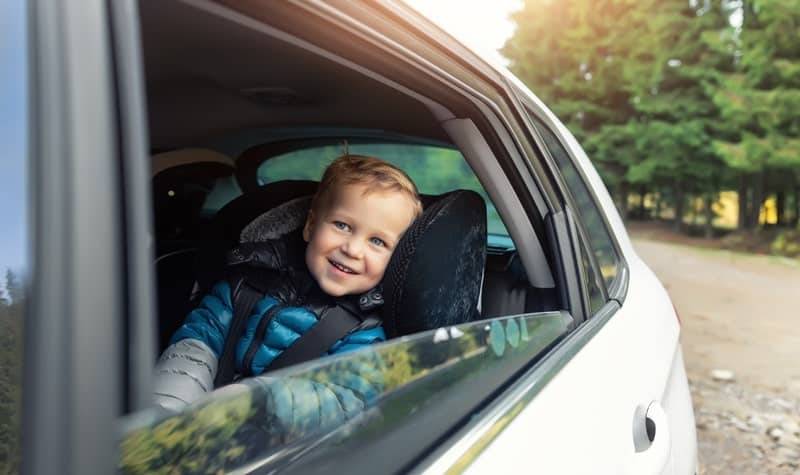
[{"left": 152, "top": 338, "right": 218, "bottom": 412}]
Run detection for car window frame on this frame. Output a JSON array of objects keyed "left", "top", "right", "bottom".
[
  {"left": 26, "top": 1, "right": 128, "bottom": 474},
  {"left": 507, "top": 81, "right": 628, "bottom": 307}
]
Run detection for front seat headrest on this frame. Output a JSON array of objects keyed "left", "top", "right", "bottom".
[
  {"left": 151, "top": 148, "right": 236, "bottom": 241},
  {"left": 151, "top": 148, "right": 234, "bottom": 177},
  {"left": 382, "top": 190, "right": 487, "bottom": 337}
]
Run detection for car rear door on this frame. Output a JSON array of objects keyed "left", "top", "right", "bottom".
[{"left": 441, "top": 81, "right": 693, "bottom": 474}]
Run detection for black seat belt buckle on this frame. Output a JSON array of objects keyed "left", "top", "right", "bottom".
[{"left": 358, "top": 287, "right": 383, "bottom": 312}]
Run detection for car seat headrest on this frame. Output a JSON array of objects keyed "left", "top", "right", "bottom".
[
  {"left": 151, "top": 148, "right": 234, "bottom": 177},
  {"left": 382, "top": 190, "right": 487, "bottom": 337},
  {"left": 209, "top": 180, "right": 319, "bottom": 246},
  {"left": 151, "top": 148, "right": 236, "bottom": 240},
  {"left": 240, "top": 196, "right": 312, "bottom": 243}
]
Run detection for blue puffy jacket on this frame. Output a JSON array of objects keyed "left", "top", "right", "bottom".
[
  {"left": 153, "top": 234, "right": 386, "bottom": 413},
  {"left": 171, "top": 281, "right": 385, "bottom": 376}
]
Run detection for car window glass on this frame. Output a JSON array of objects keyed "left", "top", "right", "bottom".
[
  {"left": 0, "top": 0, "right": 28, "bottom": 470},
  {"left": 200, "top": 174, "right": 242, "bottom": 215},
  {"left": 529, "top": 117, "right": 619, "bottom": 287},
  {"left": 119, "top": 312, "right": 570, "bottom": 474},
  {"left": 256, "top": 143, "right": 510, "bottom": 241}
]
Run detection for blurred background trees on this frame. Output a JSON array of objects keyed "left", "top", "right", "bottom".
[
  {"left": 503, "top": 0, "right": 800, "bottom": 247},
  {"left": 0, "top": 270, "right": 23, "bottom": 474}
]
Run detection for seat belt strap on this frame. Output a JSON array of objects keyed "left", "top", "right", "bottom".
[
  {"left": 214, "top": 280, "right": 263, "bottom": 388},
  {"left": 268, "top": 306, "right": 362, "bottom": 371}
]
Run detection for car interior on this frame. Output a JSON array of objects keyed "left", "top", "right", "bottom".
[{"left": 140, "top": 0, "right": 563, "bottom": 354}]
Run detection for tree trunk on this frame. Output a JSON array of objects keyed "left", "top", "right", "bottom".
[
  {"left": 776, "top": 190, "right": 786, "bottom": 226},
  {"left": 638, "top": 186, "right": 646, "bottom": 219},
  {"left": 738, "top": 174, "right": 748, "bottom": 230},
  {"left": 673, "top": 180, "right": 684, "bottom": 233},
  {"left": 654, "top": 192, "right": 663, "bottom": 220},
  {"left": 750, "top": 171, "right": 765, "bottom": 229},
  {"left": 704, "top": 193, "right": 715, "bottom": 239},
  {"left": 794, "top": 185, "right": 800, "bottom": 228},
  {"left": 693, "top": 195, "right": 703, "bottom": 227}
]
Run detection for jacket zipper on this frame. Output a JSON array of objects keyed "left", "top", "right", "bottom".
[{"left": 242, "top": 303, "right": 286, "bottom": 376}]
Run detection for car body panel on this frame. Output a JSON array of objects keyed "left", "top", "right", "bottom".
[{"left": 463, "top": 253, "right": 693, "bottom": 474}]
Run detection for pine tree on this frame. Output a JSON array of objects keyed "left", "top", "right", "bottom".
[
  {"left": 3, "top": 271, "right": 22, "bottom": 307},
  {"left": 711, "top": 0, "right": 800, "bottom": 229},
  {"left": 503, "top": 0, "right": 730, "bottom": 229}
]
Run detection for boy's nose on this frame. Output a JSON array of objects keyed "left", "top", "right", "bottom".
[{"left": 342, "top": 238, "right": 365, "bottom": 258}]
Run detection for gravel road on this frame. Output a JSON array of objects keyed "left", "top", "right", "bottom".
[{"left": 633, "top": 238, "right": 800, "bottom": 474}]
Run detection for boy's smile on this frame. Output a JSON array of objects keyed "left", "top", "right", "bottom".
[{"left": 303, "top": 183, "right": 418, "bottom": 297}]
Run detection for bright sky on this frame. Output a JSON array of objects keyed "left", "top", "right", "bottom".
[
  {"left": 0, "top": 0, "right": 28, "bottom": 291},
  {"left": 404, "top": 0, "right": 523, "bottom": 66}
]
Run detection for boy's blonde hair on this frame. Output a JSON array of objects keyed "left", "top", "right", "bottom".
[{"left": 311, "top": 154, "right": 423, "bottom": 218}]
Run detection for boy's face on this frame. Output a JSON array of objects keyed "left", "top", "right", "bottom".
[{"left": 303, "top": 183, "right": 418, "bottom": 297}]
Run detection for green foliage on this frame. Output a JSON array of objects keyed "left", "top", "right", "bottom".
[
  {"left": 504, "top": 0, "right": 730, "bottom": 209},
  {"left": 504, "top": 0, "right": 800, "bottom": 229},
  {"left": 0, "top": 269, "right": 23, "bottom": 475}
]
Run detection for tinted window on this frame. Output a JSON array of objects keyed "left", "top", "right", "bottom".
[
  {"left": 256, "top": 143, "right": 510, "bottom": 239},
  {"left": 120, "top": 312, "right": 569, "bottom": 474},
  {"left": 529, "top": 117, "right": 620, "bottom": 287},
  {"left": 0, "top": 0, "right": 28, "bottom": 470}
]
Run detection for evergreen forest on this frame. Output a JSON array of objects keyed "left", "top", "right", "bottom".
[
  {"left": 0, "top": 270, "right": 23, "bottom": 475},
  {"left": 503, "top": 0, "right": 800, "bottom": 251}
]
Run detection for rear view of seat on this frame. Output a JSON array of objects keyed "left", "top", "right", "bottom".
[
  {"left": 481, "top": 250, "right": 560, "bottom": 318},
  {"left": 152, "top": 148, "right": 236, "bottom": 350},
  {"left": 152, "top": 148, "right": 236, "bottom": 249}
]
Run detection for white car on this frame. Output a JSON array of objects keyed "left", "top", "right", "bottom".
[{"left": 3, "top": 0, "right": 696, "bottom": 474}]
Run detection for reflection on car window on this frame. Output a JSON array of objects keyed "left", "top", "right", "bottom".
[
  {"left": 200, "top": 175, "right": 242, "bottom": 215},
  {"left": 256, "top": 143, "right": 510, "bottom": 239},
  {"left": 0, "top": 0, "right": 28, "bottom": 471},
  {"left": 529, "top": 117, "right": 619, "bottom": 287},
  {"left": 119, "top": 312, "right": 570, "bottom": 474}
]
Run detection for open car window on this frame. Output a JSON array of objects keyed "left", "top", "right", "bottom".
[
  {"left": 255, "top": 142, "right": 511, "bottom": 246},
  {"left": 119, "top": 311, "right": 570, "bottom": 474}
]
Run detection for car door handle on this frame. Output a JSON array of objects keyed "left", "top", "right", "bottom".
[{"left": 630, "top": 401, "right": 671, "bottom": 474}]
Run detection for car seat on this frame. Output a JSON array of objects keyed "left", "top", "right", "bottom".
[{"left": 203, "top": 185, "right": 487, "bottom": 337}]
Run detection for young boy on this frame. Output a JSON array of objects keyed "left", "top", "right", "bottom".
[{"left": 153, "top": 154, "right": 422, "bottom": 411}]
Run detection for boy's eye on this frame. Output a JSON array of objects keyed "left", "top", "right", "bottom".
[
  {"left": 370, "top": 237, "right": 386, "bottom": 247},
  {"left": 333, "top": 221, "right": 351, "bottom": 231}
]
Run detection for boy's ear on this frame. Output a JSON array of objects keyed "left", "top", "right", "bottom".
[{"left": 302, "top": 210, "right": 314, "bottom": 242}]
